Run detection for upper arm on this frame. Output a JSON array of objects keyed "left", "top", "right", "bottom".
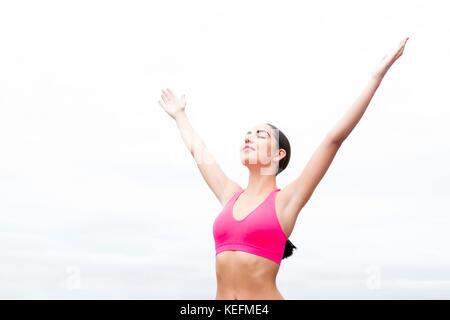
[
  {"left": 195, "top": 148, "right": 242, "bottom": 207},
  {"left": 280, "top": 134, "right": 342, "bottom": 219}
]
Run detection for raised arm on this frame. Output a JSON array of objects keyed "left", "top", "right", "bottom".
[
  {"left": 279, "top": 37, "right": 409, "bottom": 221},
  {"left": 159, "top": 88, "right": 241, "bottom": 206}
]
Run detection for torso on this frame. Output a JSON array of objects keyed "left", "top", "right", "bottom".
[{"left": 215, "top": 187, "right": 297, "bottom": 300}]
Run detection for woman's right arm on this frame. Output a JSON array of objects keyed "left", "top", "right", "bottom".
[{"left": 159, "top": 88, "right": 241, "bottom": 206}]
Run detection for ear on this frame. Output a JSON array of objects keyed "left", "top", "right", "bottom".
[{"left": 275, "top": 149, "right": 286, "bottom": 161}]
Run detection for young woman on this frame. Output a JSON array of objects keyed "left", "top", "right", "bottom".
[{"left": 158, "top": 37, "right": 409, "bottom": 300}]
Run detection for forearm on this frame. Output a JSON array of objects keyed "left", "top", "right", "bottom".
[
  {"left": 175, "top": 111, "right": 207, "bottom": 163},
  {"left": 329, "top": 76, "right": 383, "bottom": 144}
]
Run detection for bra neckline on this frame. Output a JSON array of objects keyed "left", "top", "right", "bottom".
[{"left": 231, "top": 188, "right": 280, "bottom": 222}]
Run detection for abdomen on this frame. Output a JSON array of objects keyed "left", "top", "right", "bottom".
[{"left": 215, "top": 251, "right": 284, "bottom": 300}]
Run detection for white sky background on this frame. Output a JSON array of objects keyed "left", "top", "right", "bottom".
[{"left": 0, "top": 0, "right": 449, "bottom": 299}]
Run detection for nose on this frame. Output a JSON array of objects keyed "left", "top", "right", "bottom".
[{"left": 244, "top": 135, "right": 255, "bottom": 145}]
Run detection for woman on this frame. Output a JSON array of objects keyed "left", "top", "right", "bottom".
[{"left": 158, "top": 37, "right": 409, "bottom": 300}]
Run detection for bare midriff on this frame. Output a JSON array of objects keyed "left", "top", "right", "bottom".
[{"left": 215, "top": 251, "right": 284, "bottom": 300}]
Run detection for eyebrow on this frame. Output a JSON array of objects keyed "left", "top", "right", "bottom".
[{"left": 246, "top": 129, "right": 271, "bottom": 137}]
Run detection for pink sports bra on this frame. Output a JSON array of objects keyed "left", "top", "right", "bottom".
[{"left": 212, "top": 188, "right": 287, "bottom": 265}]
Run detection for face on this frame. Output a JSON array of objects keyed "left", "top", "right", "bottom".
[{"left": 240, "top": 123, "right": 285, "bottom": 175}]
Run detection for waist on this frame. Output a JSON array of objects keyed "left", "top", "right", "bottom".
[{"left": 215, "top": 251, "right": 280, "bottom": 292}]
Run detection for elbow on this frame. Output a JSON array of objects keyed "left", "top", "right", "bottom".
[
  {"left": 332, "top": 137, "right": 344, "bottom": 146},
  {"left": 327, "top": 131, "right": 344, "bottom": 146}
]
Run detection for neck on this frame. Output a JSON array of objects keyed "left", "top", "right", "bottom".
[{"left": 245, "top": 166, "right": 277, "bottom": 196}]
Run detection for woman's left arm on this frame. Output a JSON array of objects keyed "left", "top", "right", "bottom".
[
  {"left": 330, "top": 37, "right": 409, "bottom": 144},
  {"left": 279, "top": 37, "right": 409, "bottom": 220}
]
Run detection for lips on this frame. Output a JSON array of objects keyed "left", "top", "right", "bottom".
[{"left": 243, "top": 145, "right": 255, "bottom": 151}]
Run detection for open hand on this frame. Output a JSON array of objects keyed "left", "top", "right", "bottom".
[
  {"left": 372, "top": 37, "right": 409, "bottom": 79},
  {"left": 158, "top": 88, "right": 186, "bottom": 120}
]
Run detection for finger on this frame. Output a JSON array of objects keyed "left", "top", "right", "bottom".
[
  {"left": 399, "top": 37, "right": 409, "bottom": 47},
  {"left": 167, "top": 88, "right": 175, "bottom": 97},
  {"left": 161, "top": 89, "right": 169, "bottom": 99},
  {"left": 162, "top": 91, "right": 172, "bottom": 103},
  {"left": 158, "top": 100, "right": 164, "bottom": 108}
]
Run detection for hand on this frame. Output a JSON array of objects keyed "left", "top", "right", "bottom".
[
  {"left": 158, "top": 88, "right": 186, "bottom": 120},
  {"left": 372, "top": 37, "right": 409, "bottom": 80}
]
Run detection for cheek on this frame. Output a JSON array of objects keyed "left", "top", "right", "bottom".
[{"left": 257, "top": 141, "right": 272, "bottom": 156}]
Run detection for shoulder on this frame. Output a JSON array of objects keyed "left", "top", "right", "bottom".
[{"left": 219, "top": 182, "right": 243, "bottom": 207}]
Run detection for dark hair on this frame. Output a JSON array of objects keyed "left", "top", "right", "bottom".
[
  {"left": 265, "top": 123, "right": 291, "bottom": 176},
  {"left": 283, "top": 239, "right": 297, "bottom": 260},
  {"left": 265, "top": 123, "right": 297, "bottom": 260}
]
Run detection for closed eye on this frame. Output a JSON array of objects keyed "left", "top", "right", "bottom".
[{"left": 245, "top": 129, "right": 270, "bottom": 139}]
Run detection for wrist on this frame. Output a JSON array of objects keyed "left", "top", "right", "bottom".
[
  {"left": 372, "top": 61, "right": 393, "bottom": 81},
  {"left": 174, "top": 110, "right": 187, "bottom": 122}
]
